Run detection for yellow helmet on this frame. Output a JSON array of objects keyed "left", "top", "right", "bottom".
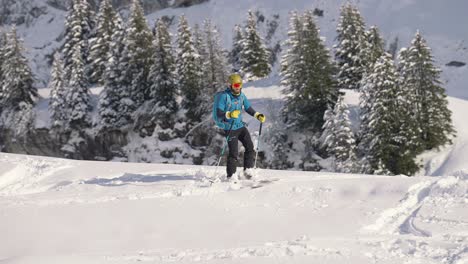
[{"left": 228, "top": 73, "right": 243, "bottom": 88}]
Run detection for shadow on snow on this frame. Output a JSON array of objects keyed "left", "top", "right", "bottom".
[{"left": 83, "top": 173, "right": 196, "bottom": 187}]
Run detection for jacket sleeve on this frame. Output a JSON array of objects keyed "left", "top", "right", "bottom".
[
  {"left": 243, "top": 94, "right": 256, "bottom": 116},
  {"left": 216, "top": 93, "right": 229, "bottom": 121}
]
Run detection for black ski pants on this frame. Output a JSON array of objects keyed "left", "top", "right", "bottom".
[{"left": 225, "top": 126, "right": 254, "bottom": 177}]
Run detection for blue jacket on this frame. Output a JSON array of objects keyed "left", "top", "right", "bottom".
[{"left": 215, "top": 88, "right": 256, "bottom": 130}]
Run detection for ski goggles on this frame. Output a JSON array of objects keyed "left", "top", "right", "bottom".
[{"left": 232, "top": 83, "right": 242, "bottom": 88}]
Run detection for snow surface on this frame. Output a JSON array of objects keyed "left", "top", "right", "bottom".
[{"left": 0, "top": 152, "right": 467, "bottom": 263}]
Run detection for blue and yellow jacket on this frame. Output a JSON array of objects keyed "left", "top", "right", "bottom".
[{"left": 214, "top": 88, "right": 257, "bottom": 130}]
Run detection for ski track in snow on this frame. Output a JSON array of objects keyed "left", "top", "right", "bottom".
[
  {"left": 363, "top": 175, "right": 468, "bottom": 264},
  {"left": 363, "top": 179, "right": 437, "bottom": 236},
  {"left": 363, "top": 176, "right": 467, "bottom": 236}
]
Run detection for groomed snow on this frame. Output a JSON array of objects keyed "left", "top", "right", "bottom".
[{"left": 0, "top": 152, "right": 467, "bottom": 263}]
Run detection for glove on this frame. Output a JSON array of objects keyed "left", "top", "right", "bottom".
[
  {"left": 254, "top": 112, "right": 266, "bottom": 123},
  {"left": 226, "top": 109, "right": 241, "bottom": 119}
]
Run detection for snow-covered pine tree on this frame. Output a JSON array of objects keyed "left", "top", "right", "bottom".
[
  {"left": 320, "top": 105, "right": 335, "bottom": 149},
  {"left": 65, "top": 41, "right": 91, "bottom": 130},
  {"left": 229, "top": 24, "right": 243, "bottom": 72},
  {"left": 361, "top": 26, "right": 385, "bottom": 74},
  {"left": 147, "top": 19, "right": 178, "bottom": 130},
  {"left": 359, "top": 53, "right": 418, "bottom": 175},
  {"left": 357, "top": 26, "right": 385, "bottom": 157},
  {"left": 176, "top": 15, "right": 205, "bottom": 128},
  {"left": 390, "top": 49, "right": 423, "bottom": 175},
  {"left": 121, "top": 0, "right": 154, "bottom": 108},
  {"left": 334, "top": 3, "right": 367, "bottom": 90},
  {"left": 280, "top": 11, "right": 305, "bottom": 130},
  {"left": 97, "top": 13, "right": 131, "bottom": 131},
  {"left": 399, "top": 31, "right": 455, "bottom": 150},
  {"left": 388, "top": 36, "right": 399, "bottom": 60},
  {"left": 192, "top": 23, "right": 209, "bottom": 94},
  {"left": 62, "top": 0, "right": 95, "bottom": 80},
  {"left": 0, "top": 27, "right": 37, "bottom": 112},
  {"left": 322, "top": 96, "right": 358, "bottom": 173},
  {"left": 0, "top": 27, "right": 37, "bottom": 134},
  {"left": 359, "top": 53, "right": 397, "bottom": 174},
  {"left": 281, "top": 10, "right": 338, "bottom": 132},
  {"left": 240, "top": 10, "right": 271, "bottom": 81},
  {"left": 88, "top": 0, "right": 118, "bottom": 84},
  {"left": 393, "top": 46, "right": 425, "bottom": 169},
  {"left": 202, "top": 19, "right": 229, "bottom": 95},
  {"left": 193, "top": 23, "right": 206, "bottom": 62},
  {"left": 48, "top": 53, "right": 67, "bottom": 129}
]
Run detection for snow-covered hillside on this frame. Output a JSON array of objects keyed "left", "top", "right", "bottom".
[
  {"left": 0, "top": 152, "right": 466, "bottom": 263},
  {"left": 7, "top": 0, "right": 468, "bottom": 97}
]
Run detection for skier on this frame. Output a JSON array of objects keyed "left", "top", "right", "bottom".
[{"left": 213, "top": 73, "right": 266, "bottom": 180}]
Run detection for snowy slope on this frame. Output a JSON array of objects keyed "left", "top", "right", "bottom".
[{"left": 0, "top": 152, "right": 467, "bottom": 264}]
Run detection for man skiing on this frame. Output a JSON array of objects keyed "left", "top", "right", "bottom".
[{"left": 213, "top": 73, "right": 266, "bottom": 180}]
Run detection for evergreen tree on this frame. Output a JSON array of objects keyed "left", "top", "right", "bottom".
[
  {"left": 280, "top": 11, "right": 305, "bottom": 121},
  {"left": 0, "top": 27, "right": 37, "bottom": 112},
  {"left": 281, "top": 11, "right": 338, "bottom": 132},
  {"left": 192, "top": 23, "right": 209, "bottom": 94},
  {"left": 399, "top": 31, "right": 455, "bottom": 150},
  {"left": 48, "top": 53, "right": 67, "bottom": 129},
  {"left": 388, "top": 36, "right": 399, "bottom": 60},
  {"left": 60, "top": 0, "right": 94, "bottom": 130},
  {"left": 0, "top": 27, "right": 37, "bottom": 135},
  {"left": 320, "top": 105, "right": 334, "bottom": 149},
  {"left": 361, "top": 26, "right": 385, "bottom": 74},
  {"left": 97, "top": 13, "right": 130, "bottom": 131},
  {"left": 334, "top": 3, "right": 367, "bottom": 90},
  {"left": 192, "top": 23, "right": 206, "bottom": 61},
  {"left": 240, "top": 10, "right": 271, "bottom": 81},
  {"left": 62, "top": 0, "right": 95, "bottom": 80},
  {"left": 229, "top": 24, "right": 243, "bottom": 72},
  {"left": 321, "top": 96, "right": 358, "bottom": 173},
  {"left": 147, "top": 19, "right": 178, "bottom": 130},
  {"left": 202, "top": 19, "right": 229, "bottom": 95},
  {"left": 89, "top": 0, "right": 118, "bottom": 84},
  {"left": 65, "top": 42, "right": 91, "bottom": 129},
  {"left": 176, "top": 15, "right": 204, "bottom": 127},
  {"left": 359, "top": 53, "right": 417, "bottom": 175},
  {"left": 357, "top": 27, "right": 385, "bottom": 157},
  {"left": 121, "top": 0, "right": 154, "bottom": 108}
]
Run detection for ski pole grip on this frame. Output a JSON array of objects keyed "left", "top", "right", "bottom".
[{"left": 259, "top": 122, "right": 263, "bottom": 136}]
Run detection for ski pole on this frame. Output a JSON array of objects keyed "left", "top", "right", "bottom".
[
  {"left": 254, "top": 121, "right": 263, "bottom": 169},
  {"left": 213, "top": 121, "right": 235, "bottom": 180}
]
